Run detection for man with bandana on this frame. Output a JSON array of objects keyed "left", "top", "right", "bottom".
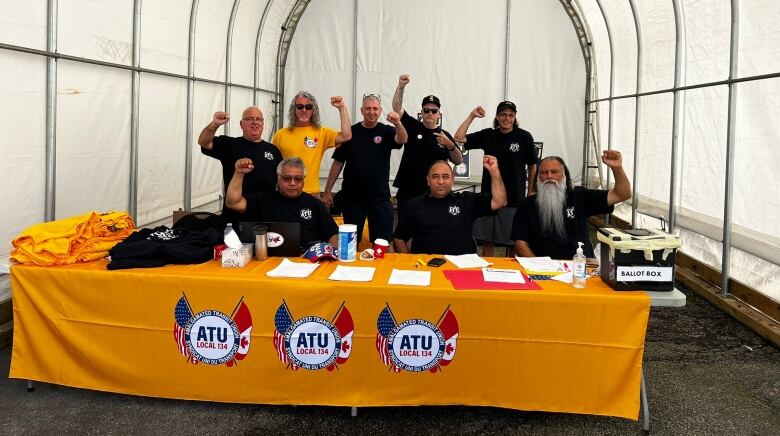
[{"left": 511, "top": 150, "right": 631, "bottom": 259}]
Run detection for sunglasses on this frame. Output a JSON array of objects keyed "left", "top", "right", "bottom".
[
  {"left": 280, "top": 175, "right": 305, "bottom": 183},
  {"left": 295, "top": 104, "right": 314, "bottom": 111},
  {"left": 363, "top": 93, "right": 381, "bottom": 99},
  {"left": 422, "top": 108, "right": 439, "bottom": 114}
]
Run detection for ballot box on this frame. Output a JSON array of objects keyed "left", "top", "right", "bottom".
[{"left": 597, "top": 227, "right": 681, "bottom": 291}]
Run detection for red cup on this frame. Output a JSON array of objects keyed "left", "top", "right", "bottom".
[{"left": 372, "top": 238, "right": 389, "bottom": 259}]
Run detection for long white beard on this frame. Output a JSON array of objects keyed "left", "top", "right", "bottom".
[{"left": 536, "top": 177, "right": 567, "bottom": 239}]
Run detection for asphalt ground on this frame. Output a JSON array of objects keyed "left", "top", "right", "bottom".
[{"left": 1, "top": 283, "right": 778, "bottom": 435}]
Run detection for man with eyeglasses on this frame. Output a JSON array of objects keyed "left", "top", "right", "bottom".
[
  {"left": 271, "top": 91, "right": 352, "bottom": 199},
  {"left": 393, "top": 156, "right": 506, "bottom": 255},
  {"left": 198, "top": 106, "right": 282, "bottom": 225},
  {"left": 454, "top": 101, "right": 538, "bottom": 256},
  {"left": 226, "top": 157, "right": 339, "bottom": 250},
  {"left": 391, "top": 74, "right": 463, "bottom": 218},
  {"left": 322, "top": 94, "right": 408, "bottom": 243}
]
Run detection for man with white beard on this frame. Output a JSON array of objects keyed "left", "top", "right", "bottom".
[{"left": 511, "top": 150, "right": 631, "bottom": 259}]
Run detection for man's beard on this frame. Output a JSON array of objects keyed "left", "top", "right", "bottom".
[{"left": 536, "top": 177, "right": 567, "bottom": 239}]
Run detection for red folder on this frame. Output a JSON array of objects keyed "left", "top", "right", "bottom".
[{"left": 443, "top": 270, "right": 542, "bottom": 291}]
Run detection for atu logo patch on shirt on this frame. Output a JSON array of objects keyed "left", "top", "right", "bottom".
[
  {"left": 303, "top": 136, "right": 319, "bottom": 148},
  {"left": 509, "top": 142, "right": 520, "bottom": 152},
  {"left": 448, "top": 205, "right": 461, "bottom": 216},
  {"left": 373, "top": 135, "right": 383, "bottom": 144},
  {"left": 300, "top": 208, "right": 313, "bottom": 220},
  {"left": 264, "top": 151, "right": 274, "bottom": 160},
  {"left": 566, "top": 206, "right": 576, "bottom": 219}
]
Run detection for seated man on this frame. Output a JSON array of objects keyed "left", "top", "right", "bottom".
[
  {"left": 511, "top": 150, "right": 631, "bottom": 259},
  {"left": 226, "top": 157, "right": 339, "bottom": 250},
  {"left": 393, "top": 156, "right": 506, "bottom": 255}
]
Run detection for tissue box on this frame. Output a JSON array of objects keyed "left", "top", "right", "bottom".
[
  {"left": 597, "top": 227, "right": 681, "bottom": 291},
  {"left": 221, "top": 243, "right": 253, "bottom": 268}
]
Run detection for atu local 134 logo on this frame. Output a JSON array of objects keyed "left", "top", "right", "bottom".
[
  {"left": 273, "top": 300, "right": 353, "bottom": 371},
  {"left": 376, "top": 304, "right": 459, "bottom": 373},
  {"left": 173, "top": 293, "right": 252, "bottom": 366}
]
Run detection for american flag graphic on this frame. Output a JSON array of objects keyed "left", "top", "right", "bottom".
[
  {"left": 173, "top": 294, "right": 198, "bottom": 364},
  {"left": 376, "top": 305, "right": 400, "bottom": 372},
  {"left": 273, "top": 301, "right": 297, "bottom": 370}
]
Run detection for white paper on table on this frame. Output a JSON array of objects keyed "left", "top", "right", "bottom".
[
  {"left": 444, "top": 253, "right": 492, "bottom": 269},
  {"left": 481, "top": 267, "right": 526, "bottom": 283},
  {"left": 266, "top": 258, "right": 320, "bottom": 278},
  {"left": 514, "top": 256, "right": 566, "bottom": 273},
  {"left": 551, "top": 272, "right": 573, "bottom": 284},
  {"left": 388, "top": 269, "right": 431, "bottom": 286},
  {"left": 328, "top": 265, "right": 376, "bottom": 282}
]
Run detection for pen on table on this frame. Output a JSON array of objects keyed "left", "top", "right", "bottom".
[{"left": 414, "top": 258, "right": 425, "bottom": 269}]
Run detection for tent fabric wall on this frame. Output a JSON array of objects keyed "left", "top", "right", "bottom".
[
  {"left": 0, "top": 1, "right": 777, "bottom": 301},
  {"left": 283, "top": 0, "right": 585, "bottom": 186}
]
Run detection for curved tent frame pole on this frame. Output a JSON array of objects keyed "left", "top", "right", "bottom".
[
  {"left": 628, "top": 0, "right": 642, "bottom": 229},
  {"left": 669, "top": 0, "right": 683, "bottom": 232},
  {"left": 184, "top": 0, "right": 200, "bottom": 212},
  {"left": 45, "top": 0, "right": 58, "bottom": 222},
  {"left": 721, "top": 1, "right": 740, "bottom": 296},
  {"left": 275, "top": 0, "right": 313, "bottom": 130},
  {"left": 225, "top": 0, "right": 241, "bottom": 137},
  {"left": 594, "top": 0, "right": 615, "bottom": 191},
  {"left": 129, "top": 0, "right": 142, "bottom": 221}
]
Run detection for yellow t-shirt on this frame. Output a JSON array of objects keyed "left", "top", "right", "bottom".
[{"left": 272, "top": 125, "right": 339, "bottom": 194}]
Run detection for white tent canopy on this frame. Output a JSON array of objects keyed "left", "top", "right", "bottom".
[{"left": 1, "top": 0, "right": 777, "bottom": 300}]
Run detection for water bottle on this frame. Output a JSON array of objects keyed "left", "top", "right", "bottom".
[{"left": 573, "top": 241, "right": 587, "bottom": 288}]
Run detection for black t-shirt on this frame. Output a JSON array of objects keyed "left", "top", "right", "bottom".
[
  {"left": 510, "top": 187, "right": 613, "bottom": 259},
  {"left": 393, "top": 111, "right": 456, "bottom": 195},
  {"left": 394, "top": 191, "right": 493, "bottom": 255},
  {"left": 465, "top": 127, "right": 536, "bottom": 207},
  {"left": 332, "top": 122, "right": 401, "bottom": 202},
  {"left": 201, "top": 136, "right": 282, "bottom": 223},
  {"left": 244, "top": 191, "right": 339, "bottom": 250}
]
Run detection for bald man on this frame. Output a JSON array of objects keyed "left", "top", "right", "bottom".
[{"left": 198, "top": 106, "right": 282, "bottom": 225}]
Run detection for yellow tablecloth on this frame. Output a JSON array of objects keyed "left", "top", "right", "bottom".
[{"left": 10, "top": 254, "right": 649, "bottom": 419}]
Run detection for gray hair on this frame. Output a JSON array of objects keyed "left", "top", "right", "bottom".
[
  {"left": 277, "top": 157, "right": 306, "bottom": 177},
  {"left": 287, "top": 91, "right": 321, "bottom": 129},
  {"left": 362, "top": 94, "right": 381, "bottom": 105}
]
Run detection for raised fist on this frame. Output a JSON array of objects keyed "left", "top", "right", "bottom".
[
  {"left": 234, "top": 158, "right": 254, "bottom": 174},
  {"left": 601, "top": 150, "right": 623, "bottom": 168},
  {"left": 398, "top": 74, "right": 410, "bottom": 87},
  {"left": 472, "top": 106, "right": 486, "bottom": 118},
  {"left": 212, "top": 111, "right": 229, "bottom": 126},
  {"left": 330, "top": 96, "right": 345, "bottom": 108},
  {"left": 386, "top": 111, "right": 401, "bottom": 124},
  {"left": 483, "top": 155, "right": 499, "bottom": 172}
]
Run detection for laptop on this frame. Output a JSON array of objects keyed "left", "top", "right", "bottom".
[{"left": 238, "top": 222, "right": 302, "bottom": 257}]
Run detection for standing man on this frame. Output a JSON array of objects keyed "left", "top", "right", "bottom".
[
  {"left": 272, "top": 91, "right": 352, "bottom": 198},
  {"left": 226, "top": 157, "right": 339, "bottom": 250},
  {"left": 511, "top": 151, "right": 631, "bottom": 259},
  {"left": 454, "top": 101, "right": 538, "bottom": 256},
  {"left": 394, "top": 156, "right": 506, "bottom": 255},
  {"left": 322, "top": 94, "right": 408, "bottom": 243},
  {"left": 198, "top": 106, "right": 282, "bottom": 225},
  {"left": 392, "top": 74, "right": 463, "bottom": 218}
]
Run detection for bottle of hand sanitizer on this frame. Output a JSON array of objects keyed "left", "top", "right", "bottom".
[{"left": 573, "top": 242, "right": 587, "bottom": 288}]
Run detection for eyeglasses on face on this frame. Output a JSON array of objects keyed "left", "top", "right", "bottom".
[
  {"left": 422, "top": 108, "right": 439, "bottom": 114},
  {"left": 280, "top": 175, "right": 305, "bottom": 183},
  {"left": 242, "top": 117, "right": 264, "bottom": 122},
  {"left": 295, "top": 104, "right": 314, "bottom": 111}
]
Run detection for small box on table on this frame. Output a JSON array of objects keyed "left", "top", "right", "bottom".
[
  {"left": 221, "top": 243, "right": 253, "bottom": 268},
  {"left": 597, "top": 227, "right": 681, "bottom": 291}
]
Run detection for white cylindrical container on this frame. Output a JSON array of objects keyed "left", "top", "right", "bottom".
[{"left": 338, "top": 224, "right": 357, "bottom": 262}]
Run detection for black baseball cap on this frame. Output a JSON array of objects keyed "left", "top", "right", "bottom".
[
  {"left": 496, "top": 100, "right": 517, "bottom": 113},
  {"left": 422, "top": 95, "right": 441, "bottom": 108}
]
